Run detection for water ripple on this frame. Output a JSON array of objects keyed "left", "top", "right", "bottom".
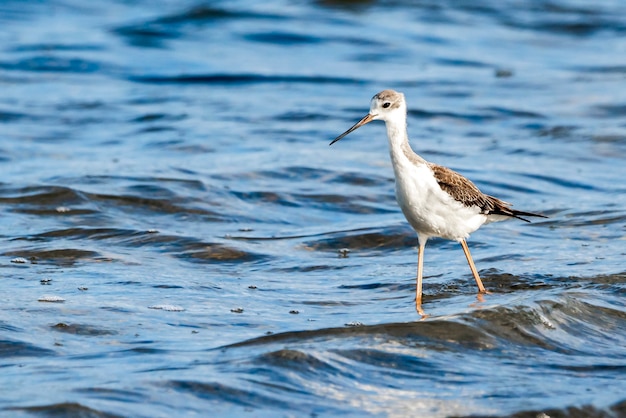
[
  {"left": 128, "top": 73, "right": 367, "bottom": 85},
  {"left": 2, "top": 0, "right": 625, "bottom": 416}
]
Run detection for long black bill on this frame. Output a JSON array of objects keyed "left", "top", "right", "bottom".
[{"left": 329, "top": 114, "right": 375, "bottom": 146}]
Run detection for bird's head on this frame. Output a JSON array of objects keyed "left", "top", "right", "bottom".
[{"left": 330, "top": 89, "right": 406, "bottom": 146}]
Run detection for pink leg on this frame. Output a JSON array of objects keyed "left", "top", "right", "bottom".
[
  {"left": 416, "top": 239, "right": 426, "bottom": 315},
  {"left": 460, "top": 239, "right": 486, "bottom": 293}
]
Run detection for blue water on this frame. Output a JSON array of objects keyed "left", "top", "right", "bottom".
[{"left": 1, "top": 1, "right": 625, "bottom": 417}]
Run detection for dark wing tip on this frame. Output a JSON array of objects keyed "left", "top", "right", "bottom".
[{"left": 485, "top": 195, "right": 547, "bottom": 222}]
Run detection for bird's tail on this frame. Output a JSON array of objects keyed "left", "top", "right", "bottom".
[
  {"left": 487, "top": 195, "right": 548, "bottom": 223},
  {"left": 507, "top": 209, "right": 548, "bottom": 223}
]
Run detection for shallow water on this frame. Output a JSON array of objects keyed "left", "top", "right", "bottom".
[{"left": 1, "top": 0, "right": 626, "bottom": 417}]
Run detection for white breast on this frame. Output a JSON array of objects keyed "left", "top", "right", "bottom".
[{"left": 392, "top": 160, "right": 487, "bottom": 241}]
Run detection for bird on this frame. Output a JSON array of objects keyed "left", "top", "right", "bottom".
[{"left": 330, "top": 89, "right": 546, "bottom": 314}]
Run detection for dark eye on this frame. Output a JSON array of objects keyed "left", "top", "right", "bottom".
[{"left": 382, "top": 102, "right": 391, "bottom": 108}]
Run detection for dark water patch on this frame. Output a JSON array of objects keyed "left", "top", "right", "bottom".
[
  {"left": 153, "top": 4, "right": 285, "bottom": 24},
  {"left": 122, "top": 233, "right": 226, "bottom": 254},
  {"left": 67, "top": 346, "right": 163, "bottom": 360},
  {"left": 505, "top": 16, "right": 626, "bottom": 37},
  {"left": 541, "top": 209, "right": 626, "bottom": 229},
  {"left": 9, "top": 208, "right": 97, "bottom": 221},
  {"left": 0, "top": 56, "right": 105, "bottom": 74},
  {"left": 303, "top": 226, "right": 415, "bottom": 253},
  {"left": 111, "top": 25, "right": 174, "bottom": 47},
  {"left": 301, "top": 300, "right": 359, "bottom": 307},
  {"left": 11, "top": 43, "right": 104, "bottom": 53},
  {"left": 283, "top": 166, "right": 336, "bottom": 181},
  {"left": 269, "top": 264, "right": 351, "bottom": 273},
  {"left": 413, "top": 272, "right": 556, "bottom": 305},
  {"left": 214, "top": 166, "right": 388, "bottom": 187},
  {"left": 550, "top": 363, "right": 626, "bottom": 374},
  {"left": 164, "top": 380, "right": 290, "bottom": 410},
  {"left": 465, "top": 2, "right": 626, "bottom": 37},
  {"left": 174, "top": 243, "right": 266, "bottom": 264},
  {"left": 352, "top": 51, "right": 405, "bottom": 63},
  {"left": 56, "top": 175, "right": 206, "bottom": 191},
  {"left": 35, "top": 227, "right": 146, "bottom": 241},
  {"left": 481, "top": 106, "right": 545, "bottom": 119},
  {"left": 0, "top": 323, "right": 22, "bottom": 332},
  {"left": 592, "top": 134, "right": 626, "bottom": 145},
  {"left": 51, "top": 323, "right": 116, "bottom": 336},
  {"left": 225, "top": 295, "right": 626, "bottom": 360},
  {"left": 122, "top": 347, "right": 167, "bottom": 355},
  {"left": 434, "top": 57, "right": 492, "bottom": 68},
  {"left": 468, "top": 297, "right": 626, "bottom": 356},
  {"left": 521, "top": 21, "right": 621, "bottom": 37},
  {"left": 124, "top": 184, "right": 178, "bottom": 199},
  {"left": 99, "top": 306, "right": 134, "bottom": 314},
  {"left": 4, "top": 402, "right": 123, "bottom": 418},
  {"left": 256, "top": 349, "right": 335, "bottom": 373},
  {"left": 245, "top": 31, "right": 322, "bottom": 45},
  {"left": 409, "top": 106, "right": 544, "bottom": 123},
  {"left": 293, "top": 192, "right": 395, "bottom": 214},
  {"left": 112, "top": 5, "right": 286, "bottom": 46},
  {"left": 131, "top": 113, "right": 187, "bottom": 123},
  {"left": 547, "top": 298, "right": 626, "bottom": 339},
  {"left": 408, "top": 108, "right": 495, "bottom": 122},
  {"left": 479, "top": 271, "right": 554, "bottom": 293},
  {"left": 576, "top": 65, "right": 626, "bottom": 74},
  {"left": 165, "top": 143, "right": 215, "bottom": 154},
  {"left": 532, "top": 125, "right": 579, "bottom": 139},
  {"left": 328, "top": 171, "right": 391, "bottom": 187},
  {"left": 408, "top": 108, "right": 519, "bottom": 124},
  {"left": 74, "top": 387, "right": 146, "bottom": 403},
  {"left": 85, "top": 191, "right": 223, "bottom": 220},
  {"left": 0, "top": 339, "right": 56, "bottom": 358},
  {"left": 0, "top": 110, "right": 28, "bottom": 122},
  {"left": 0, "top": 3, "right": 41, "bottom": 23},
  {"left": 230, "top": 190, "right": 298, "bottom": 208},
  {"left": 478, "top": 252, "right": 532, "bottom": 263},
  {"left": 27, "top": 227, "right": 265, "bottom": 263},
  {"left": 0, "top": 185, "right": 87, "bottom": 206},
  {"left": 273, "top": 110, "right": 328, "bottom": 122},
  {"left": 134, "top": 125, "right": 178, "bottom": 135},
  {"left": 223, "top": 320, "right": 496, "bottom": 351},
  {"left": 335, "top": 348, "right": 439, "bottom": 378},
  {"left": 338, "top": 281, "right": 412, "bottom": 292},
  {"left": 586, "top": 272, "right": 626, "bottom": 290},
  {"left": 591, "top": 103, "right": 626, "bottom": 118},
  {"left": 128, "top": 73, "right": 366, "bottom": 86},
  {"left": 467, "top": 305, "right": 561, "bottom": 351},
  {"left": 226, "top": 232, "right": 311, "bottom": 242},
  {"left": 499, "top": 398, "right": 626, "bottom": 418},
  {"left": 334, "top": 35, "right": 386, "bottom": 48},
  {"left": 2, "top": 248, "right": 103, "bottom": 266}
]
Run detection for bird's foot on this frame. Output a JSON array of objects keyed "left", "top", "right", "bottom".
[{"left": 415, "top": 300, "right": 429, "bottom": 319}]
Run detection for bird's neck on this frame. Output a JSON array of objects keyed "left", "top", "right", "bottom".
[{"left": 385, "top": 117, "right": 427, "bottom": 168}]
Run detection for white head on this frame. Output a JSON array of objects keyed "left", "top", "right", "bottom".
[{"left": 330, "top": 89, "right": 406, "bottom": 146}]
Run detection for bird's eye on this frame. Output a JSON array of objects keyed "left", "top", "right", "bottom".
[{"left": 382, "top": 102, "right": 391, "bottom": 109}]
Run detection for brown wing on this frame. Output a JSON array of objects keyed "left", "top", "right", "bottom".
[
  {"left": 428, "top": 163, "right": 544, "bottom": 222},
  {"left": 428, "top": 163, "right": 494, "bottom": 211}
]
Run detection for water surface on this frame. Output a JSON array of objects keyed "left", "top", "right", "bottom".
[{"left": 1, "top": 0, "right": 625, "bottom": 417}]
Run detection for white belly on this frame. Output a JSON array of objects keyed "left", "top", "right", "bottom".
[{"left": 393, "top": 163, "right": 487, "bottom": 241}]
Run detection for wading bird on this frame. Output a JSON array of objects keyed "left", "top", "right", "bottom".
[{"left": 330, "top": 90, "right": 545, "bottom": 314}]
